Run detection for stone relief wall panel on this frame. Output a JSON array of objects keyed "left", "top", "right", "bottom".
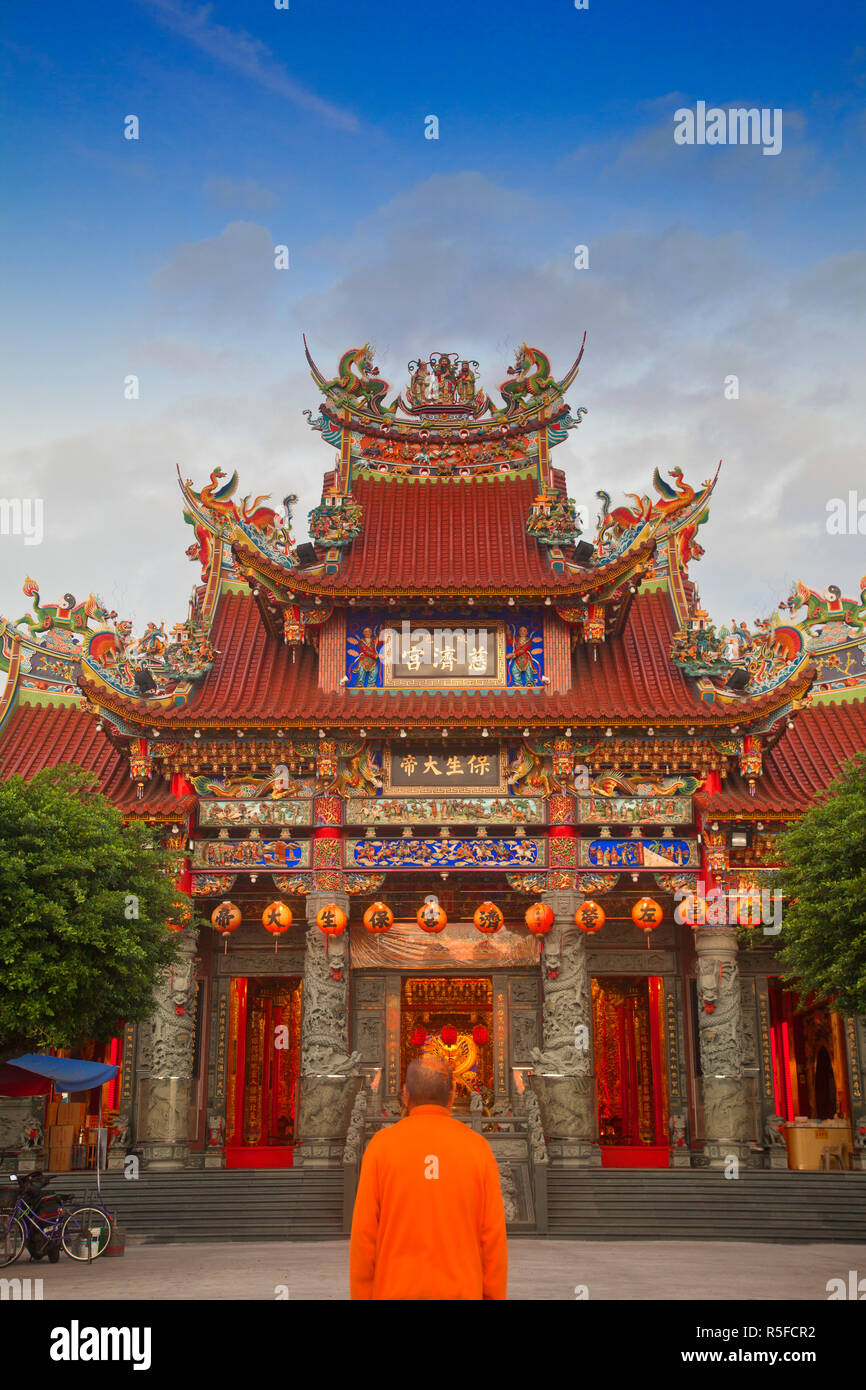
[
  {"left": 215, "top": 951, "right": 305, "bottom": 977},
  {"left": 509, "top": 975, "right": 540, "bottom": 1006},
  {"left": 355, "top": 977, "right": 385, "bottom": 1006},
  {"left": 355, "top": 1013, "right": 385, "bottom": 1067},
  {"left": 511, "top": 1010, "right": 540, "bottom": 1065}
]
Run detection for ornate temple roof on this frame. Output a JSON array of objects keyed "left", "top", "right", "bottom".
[
  {"left": 0, "top": 702, "right": 189, "bottom": 817},
  {"left": 696, "top": 700, "right": 866, "bottom": 817},
  {"left": 76, "top": 589, "right": 811, "bottom": 731},
  {"left": 259, "top": 470, "right": 597, "bottom": 598}
]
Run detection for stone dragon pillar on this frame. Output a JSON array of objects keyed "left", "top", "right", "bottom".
[
  {"left": 694, "top": 925, "right": 751, "bottom": 1165},
  {"left": 295, "top": 892, "right": 363, "bottom": 1166},
  {"left": 529, "top": 891, "right": 599, "bottom": 1166},
  {"left": 135, "top": 926, "right": 198, "bottom": 1169}
]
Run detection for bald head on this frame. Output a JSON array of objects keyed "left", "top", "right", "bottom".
[{"left": 403, "top": 1058, "right": 455, "bottom": 1109}]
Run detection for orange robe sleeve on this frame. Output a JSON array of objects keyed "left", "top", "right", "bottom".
[
  {"left": 349, "top": 1139, "right": 380, "bottom": 1300},
  {"left": 480, "top": 1145, "right": 508, "bottom": 1300}
]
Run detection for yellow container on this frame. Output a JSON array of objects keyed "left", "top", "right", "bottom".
[{"left": 783, "top": 1121, "right": 852, "bottom": 1170}]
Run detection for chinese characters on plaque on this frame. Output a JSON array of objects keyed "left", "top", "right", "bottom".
[
  {"left": 386, "top": 624, "right": 503, "bottom": 686},
  {"left": 345, "top": 615, "right": 544, "bottom": 689},
  {"left": 383, "top": 745, "right": 507, "bottom": 794}
]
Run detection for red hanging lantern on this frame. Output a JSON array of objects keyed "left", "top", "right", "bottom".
[
  {"left": 632, "top": 897, "right": 663, "bottom": 932},
  {"left": 210, "top": 900, "right": 241, "bottom": 953},
  {"left": 416, "top": 899, "right": 447, "bottom": 933},
  {"left": 734, "top": 891, "right": 761, "bottom": 929},
  {"left": 362, "top": 901, "right": 394, "bottom": 934},
  {"left": 473, "top": 901, "right": 504, "bottom": 935},
  {"left": 575, "top": 900, "right": 605, "bottom": 934},
  {"left": 441, "top": 1025, "right": 458, "bottom": 1047},
  {"left": 678, "top": 893, "right": 708, "bottom": 927},
  {"left": 262, "top": 900, "right": 292, "bottom": 952},
  {"left": 525, "top": 901, "right": 554, "bottom": 936},
  {"left": 316, "top": 904, "right": 347, "bottom": 935},
  {"left": 472, "top": 1024, "right": 489, "bottom": 1047},
  {"left": 410, "top": 1026, "right": 427, "bottom": 1047}
]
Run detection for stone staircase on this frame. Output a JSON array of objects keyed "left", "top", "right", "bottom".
[
  {"left": 16, "top": 1168, "right": 345, "bottom": 1244},
  {"left": 5, "top": 1165, "right": 863, "bottom": 1245},
  {"left": 547, "top": 1169, "right": 866, "bottom": 1243}
]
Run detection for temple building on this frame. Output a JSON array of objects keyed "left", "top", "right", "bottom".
[{"left": 2, "top": 338, "right": 866, "bottom": 1218}]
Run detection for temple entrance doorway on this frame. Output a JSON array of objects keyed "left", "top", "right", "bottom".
[
  {"left": 767, "top": 982, "right": 851, "bottom": 1121},
  {"left": 400, "top": 976, "right": 494, "bottom": 1114},
  {"left": 592, "top": 975, "right": 670, "bottom": 1167},
  {"left": 225, "top": 976, "right": 302, "bottom": 1168}
]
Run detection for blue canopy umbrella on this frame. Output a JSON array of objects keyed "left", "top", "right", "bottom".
[
  {"left": 0, "top": 1055, "right": 118, "bottom": 1096},
  {"left": 0, "top": 1054, "right": 120, "bottom": 1193}
]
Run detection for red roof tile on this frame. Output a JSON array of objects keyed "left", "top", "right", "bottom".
[
  {"left": 0, "top": 702, "right": 187, "bottom": 815},
  {"left": 91, "top": 590, "right": 747, "bottom": 727},
  {"left": 569, "top": 590, "right": 705, "bottom": 718},
  {"left": 697, "top": 699, "right": 866, "bottom": 815},
  {"left": 297, "top": 472, "right": 596, "bottom": 594}
]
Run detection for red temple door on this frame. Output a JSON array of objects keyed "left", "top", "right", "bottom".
[{"left": 225, "top": 976, "right": 302, "bottom": 1168}]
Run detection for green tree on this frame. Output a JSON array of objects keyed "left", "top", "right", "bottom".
[
  {"left": 777, "top": 752, "right": 866, "bottom": 1014},
  {"left": 0, "top": 765, "right": 186, "bottom": 1061}
]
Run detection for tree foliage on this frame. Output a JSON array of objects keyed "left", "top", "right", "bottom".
[
  {"left": 0, "top": 766, "right": 184, "bottom": 1059},
  {"left": 777, "top": 752, "right": 866, "bottom": 1015}
]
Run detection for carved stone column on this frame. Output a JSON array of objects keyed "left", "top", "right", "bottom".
[
  {"left": 694, "top": 926, "right": 751, "bottom": 1165},
  {"left": 135, "top": 927, "right": 198, "bottom": 1169},
  {"left": 295, "top": 893, "right": 362, "bottom": 1166},
  {"left": 529, "top": 891, "right": 599, "bottom": 1166},
  {"left": 847, "top": 1014, "right": 866, "bottom": 1171}
]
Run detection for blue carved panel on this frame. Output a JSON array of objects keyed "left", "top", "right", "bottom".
[
  {"left": 577, "top": 838, "right": 697, "bottom": 870},
  {"left": 345, "top": 837, "right": 548, "bottom": 871}
]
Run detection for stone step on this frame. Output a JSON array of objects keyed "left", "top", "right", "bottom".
[
  {"left": 9, "top": 1166, "right": 863, "bottom": 1244},
  {"left": 23, "top": 1169, "right": 345, "bottom": 1243},
  {"left": 547, "top": 1170, "right": 866, "bottom": 1242}
]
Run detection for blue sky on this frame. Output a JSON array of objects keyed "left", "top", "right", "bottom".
[{"left": 1, "top": 0, "right": 864, "bottom": 627}]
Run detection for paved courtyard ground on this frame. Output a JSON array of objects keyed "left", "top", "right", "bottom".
[{"left": 12, "top": 1239, "right": 864, "bottom": 1301}]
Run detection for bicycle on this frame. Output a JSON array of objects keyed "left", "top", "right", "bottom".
[{"left": 0, "top": 1172, "right": 113, "bottom": 1266}]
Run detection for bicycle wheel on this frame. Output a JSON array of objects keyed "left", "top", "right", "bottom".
[
  {"left": 61, "top": 1206, "right": 112, "bottom": 1262},
  {"left": 0, "top": 1213, "right": 25, "bottom": 1267}
]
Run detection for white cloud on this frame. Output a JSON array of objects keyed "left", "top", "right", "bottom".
[
  {"left": 149, "top": 220, "right": 280, "bottom": 322},
  {"left": 137, "top": 0, "right": 360, "bottom": 131}
]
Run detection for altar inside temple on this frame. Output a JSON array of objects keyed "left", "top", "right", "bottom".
[{"left": 400, "top": 976, "right": 494, "bottom": 1111}]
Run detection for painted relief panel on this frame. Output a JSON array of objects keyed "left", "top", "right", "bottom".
[
  {"left": 192, "top": 839, "right": 311, "bottom": 872},
  {"left": 577, "top": 794, "right": 692, "bottom": 825},
  {"left": 578, "top": 838, "right": 698, "bottom": 870},
  {"left": 198, "top": 799, "right": 313, "bottom": 829},
  {"left": 345, "top": 795, "right": 544, "bottom": 826},
  {"left": 346, "top": 836, "right": 547, "bottom": 871}
]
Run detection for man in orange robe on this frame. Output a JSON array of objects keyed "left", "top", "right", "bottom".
[{"left": 349, "top": 1058, "right": 508, "bottom": 1300}]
